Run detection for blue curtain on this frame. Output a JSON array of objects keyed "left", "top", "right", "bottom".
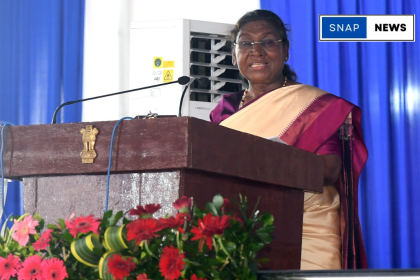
[
  {"left": 261, "top": 0, "right": 420, "bottom": 269},
  {"left": 0, "top": 0, "right": 85, "bottom": 224}
]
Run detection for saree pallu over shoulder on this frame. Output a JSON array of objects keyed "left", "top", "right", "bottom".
[
  {"left": 213, "top": 84, "right": 368, "bottom": 269},
  {"left": 280, "top": 93, "right": 368, "bottom": 269},
  {"left": 220, "top": 84, "right": 328, "bottom": 139}
]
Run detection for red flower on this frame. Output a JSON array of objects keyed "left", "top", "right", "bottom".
[
  {"left": 221, "top": 198, "right": 230, "bottom": 211},
  {"left": 157, "top": 213, "right": 189, "bottom": 232},
  {"left": 0, "top": 254, "right": 21, "bottom": 280},
  {"left": 33, "top": 229, "right": 53, "bottom": 251},
  {"left": 107, "top": 254, "right": 136, "bottom": 280},
  {"left": 65, "top": 215, "right": 101, "bottom": 238},
  {"left": 129, "top": 204, "right": 161, "bottom": 217},
  {"left": 184, "top": 275, "right": 207, "bottom": 280},
  {"left": 137, "top": 273, "right": 151, "bottom": 280},
  {"left": 191, "top": 213, "right": 231, "bottom": 251},
  {"left": 173, "top": 196, "right": 192, "bottom": 213},
  {"left": 126, "top": 218, "right": 160, "bottom": 245},
  {"left": 231, "top": 214, "right": 244, "bottom": 227},
  {"left": 41, "top": 258, "right": 68, "bottom": 280},
  {"left": 17, "top": 255, "right": 43, "bottom": 280},
  {"left": 159, "top": 246, "right": 185, "bottom": 280}
]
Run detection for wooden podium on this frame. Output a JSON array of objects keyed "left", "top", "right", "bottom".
[{"left": 1, "top": 117, "right": 323, "bottom": 270}]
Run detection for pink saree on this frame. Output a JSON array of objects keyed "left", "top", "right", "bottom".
[{"left": 210, "top": 84, "right": 368, "bottom": 269}]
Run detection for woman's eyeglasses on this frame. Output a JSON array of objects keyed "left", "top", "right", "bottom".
[{"left": 234, "top": 39, "right": 282, "bottom": 52}]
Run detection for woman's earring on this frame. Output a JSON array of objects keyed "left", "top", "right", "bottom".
[{"left": 285, "top": 56, "right": 289, "bottom": 62}]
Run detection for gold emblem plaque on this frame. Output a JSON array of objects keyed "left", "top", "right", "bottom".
[{"left": 80, "top": 125, "right": 99, "bottom": 163}]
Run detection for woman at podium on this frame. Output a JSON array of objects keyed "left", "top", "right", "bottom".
[{"left": 210, "top": 9, "right": 368, "bottom": 270}]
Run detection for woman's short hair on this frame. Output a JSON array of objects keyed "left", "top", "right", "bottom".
[{"left": 231, "top": 9, "right": 297, "bottom": 82}]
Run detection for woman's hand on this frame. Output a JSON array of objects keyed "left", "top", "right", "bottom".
[{"left": 322, "top": 154, "right": 342, "bottom": 185}]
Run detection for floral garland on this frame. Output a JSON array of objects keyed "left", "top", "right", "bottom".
[{"left": 0, "top": 194, "right": 274, "bottom": 280}]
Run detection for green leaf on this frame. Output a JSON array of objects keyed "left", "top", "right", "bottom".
[
  {"left": 1, "top": 214, "right": 13, "bottom": 239},
  {"left": 195, "top": 270, "right": 206, "bottom": 279},
  {"left": 206, "top": 202, "right": 218, "bottom": 216},
  {"left": 38, "top": 219, "right": 45, "bottom": 231},
  {"left": 104, "top": 226, "right": 128, "bottom": 252},
  {"left": 33, "top": 213, "right": 42, "bottom": 221},
  {"left": 212, "top": 194, "right": 224, "bottom": 210},
  {"left": 102, "top": 210, "right": 113, "bottom": 221},
  {"left": 261, "top": 213, "right": 274, "bottom": 227},
  {"left": 72, "top": 234, "right": 103, "bottom": 268},
  {"left": 210, "top": 269, "right": 220, "bottom": 278},
  {"left": 100, "top": 210, "right": 113, "bottom": 228},
  {"left": 255, "top": 258, "right": 270, "bottom": 263},
  {"left": 255, "top": 231, "right": 272, "bottom": 243},
  {"left": 58, "top": 218, "right": 66, "bottom": 230},
  {"left": 193, "top": 205, "right": 205, "bottom": 219},
  {"left": 47, "top": 224, "right": 61, "bottom": 230},
  {"left": 255, "top": 225, "right": 275, "bottom": 235},
  {"left": 249, "top": 261, "right": 258, "bottom": 274},
  {"left": 107, "top": 211, "right": 123, "bottom": 227},
  {"left": 122, "top": 217, "right": 130, "bottom": 225},
  {"left": 63, "top": 230, "right": 75, "bottom": 243},
  {"left": 225, "top": 242, "right": 237, "bottom": 254},
  {"left": 92, "top": 247, "right": 104, "bottom": 257},
  {"left": 250, "top": 243, "right": 264, "bottom": 252}
]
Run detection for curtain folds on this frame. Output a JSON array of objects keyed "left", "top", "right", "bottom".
[
  {"left": 0, "top": 0, "right": 85, "bottom": 224},
  {"left": 261, "top": 0, "right": 420, "bottom": 269}
]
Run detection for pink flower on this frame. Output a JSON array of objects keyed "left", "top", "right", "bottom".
[
  {"left": 65, "top": 215, "right": 101, "bottom": 238},
  {"left": 18, "top": 255, "right": 43, "bottom": 280},
  {"left": 173, "top": 196, "right": 192, "bottom": 213},
  {"left": 11, "top": 215, "right": 39, "bottom": 246},
  {"left": 33, "top": 229, "right": 53, "bottom": 251},
  {"left": 0, "top": 254, "right": 21, "bottom": 280},
  {"left": 42, "top": 258, "right": 68, "bottom": 280}
]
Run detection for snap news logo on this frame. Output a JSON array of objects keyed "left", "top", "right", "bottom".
[{"left": 319, "top": 15, "right": 415, "bottom": 41}]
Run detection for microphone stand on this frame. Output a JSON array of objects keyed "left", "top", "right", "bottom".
[
  {"left": 178, "top": 78, "right": 195, "bottom": 117},
  {"left": 178, "top": 77, "right": 210, "bottom": 117},
  {"left": 51, "top": 78, "right": 189, "bottom": 124}
]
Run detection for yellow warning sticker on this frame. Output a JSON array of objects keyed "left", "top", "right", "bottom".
[
  {"left": 163, "top": 70, "right": 174, "bottom": 83},
  {"left": 153, "top": 57, "right": 163, "bottom": 68},
  {"left": 163, "top": 61, "right": 174, "bottom": 68}
]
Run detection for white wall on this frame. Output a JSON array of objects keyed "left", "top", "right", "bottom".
[
  {"left": 132, "top": 0, "right": 261, "bottom": 24},
  {"left": 82, "top": 0, "right": 260, "bottom": 122},
  {"left": 82, "top": 0, "right": 131, "bottom": 122}
]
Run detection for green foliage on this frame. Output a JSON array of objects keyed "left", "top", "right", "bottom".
[{"left": 0, "top": 193, "right": 275, "bottom": 280}]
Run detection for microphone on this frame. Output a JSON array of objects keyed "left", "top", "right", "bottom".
[
  {"left": 51, "top": 76, "right": 191, "bottom": 124},
  {"left": 178, "top": 77, "right": 210, "bottom": 117}
]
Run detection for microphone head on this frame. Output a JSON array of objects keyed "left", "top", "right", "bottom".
[
  {"left": 177, "top": 76, "right": 191, "bottom": 85},
  {"left": 196, "top": 77, "right": 210, "bottom": 87},
  {"left": 196, "top": 77, "right": 210, "bottom": 83}
]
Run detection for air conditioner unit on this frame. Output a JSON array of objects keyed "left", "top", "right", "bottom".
[{"left": 128, "top": 19, "right": 244, "bottom": 121}]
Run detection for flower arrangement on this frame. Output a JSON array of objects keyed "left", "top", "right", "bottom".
[{"left": 0, "top": 194, "right": 274, "bottom": 280}]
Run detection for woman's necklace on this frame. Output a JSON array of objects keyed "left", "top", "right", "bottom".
[{"left": 239, "top": 76, "right": 288, "bottom": 109}]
